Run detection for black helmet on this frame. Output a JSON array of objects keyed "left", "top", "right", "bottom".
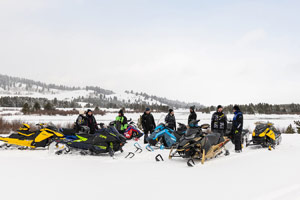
[
  {"left": 87, "top": 109, "right": 92, "bottom": 113},
  {"left": 233, "top": 105, "right": 240, "bottom": 111},
  {"left": 190, "top": 105, "right": 195, "bottom": 111},
  {"left": 118, "top": 109, "right": 124, "bottom": 115}
]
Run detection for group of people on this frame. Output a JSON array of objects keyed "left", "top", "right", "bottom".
[
  {"left": 211, "top": 105, "right": 244, "bottom": 153},
  {"left": 75, "top": 109, "right": 129, "bottom": 135},
  {"left": 75, "top": 104, "right": 244, "bottom": 153},
  {"left": 144, "top": 105, "right": 244, "bottom": 153}
]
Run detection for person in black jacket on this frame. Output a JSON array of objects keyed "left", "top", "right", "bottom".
[
  {"left": 86, "top": 109, "right": 99, "bottom": 134},
  {"left": 231, "top": 105, "right": 244, "bottom": 153},
  {"left": 211, "top": 105, "right": 227, "bottom": 137},
  {"left": 165, "top": 109, "right": 176, "bottom": 130},
  {"left": 188, "top": 106, "right": 197, "bottom": 125},
  {"left": 141, "top": 108, "right": 156, "bottom": 144}
]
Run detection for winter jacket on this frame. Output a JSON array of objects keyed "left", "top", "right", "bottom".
[
  {"left": 165, "top": 114, "right": 176, "bottom": 130},
  {"left": 141, "top": 112, "right": 156, "bottom": 131},
  {"left": 232, "top": 111, "right": 243, "bottom": 134},
  {"left": 75, "top": 114, "right": 87, "bottom": 131},
  {"left": 115, "top": 115, "right": 128, "bottom": 132},
  {"left": 211, "top": 112, "right": 227, "bottom": 133},
  {"left": 188, "top": 111, "right": 197, "bottom": 124},
  {"left": 86, "top": 114, "right": 99, "bottom": 134}
]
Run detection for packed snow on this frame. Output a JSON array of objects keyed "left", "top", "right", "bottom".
[
  {"left": 0, "top": 134, "right": 300, "bottom": 200},
  {"left": 0, "top": 109, "right": 300, "bottom": 200}
]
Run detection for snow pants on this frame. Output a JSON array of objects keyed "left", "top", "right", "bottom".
[{"left": 234, "top": 132, "right": 242, "bottom": 151}]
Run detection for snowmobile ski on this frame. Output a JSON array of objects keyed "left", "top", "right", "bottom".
[
  {"left": 134, "top": 142, "right": 143, "bottom": 153},
  {"left": 187, "top": 159, "right": 195, "bottom": 167},
  {"left": 155, "top": 154, "right": 164, "bottom": 162},
  {"left": 146, "top": 144, "right": 154, "bottom": 152},
  {"left": 125, "top": 152, "right": 135, "bottom": 159}
]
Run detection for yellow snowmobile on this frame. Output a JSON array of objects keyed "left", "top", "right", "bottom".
[
  {"left": 0, "top": 123, "right": 64, "bottom": 149},
  {"left": 246, "top": 122, "right": 282, "bottom": 150}
]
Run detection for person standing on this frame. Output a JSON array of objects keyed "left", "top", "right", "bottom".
[
  {"left": 86, "top": 109, "right": 99, "bottom": 134},
  {"left": 115, "top": 109, "right": 128, "bottom": 134},
  {"left": 188, "top": 105, "right": 197, "bottom": 124},
  {"left": 231, "top": 105, "right": 244, "bottom": 153},
  {"left": 141, "top": 108, "right": 156, "bottom": 144},
  {"left": 211, "top": 105, "right": 227, "bottom": 137},
  {"left": 165, "top": 109, "right": 176, "bottom": 130}
]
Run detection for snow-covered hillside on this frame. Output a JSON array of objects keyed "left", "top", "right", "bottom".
[
  {"left": 0, "top": 83, "right": 96, "bottom": 101},
  {"left": 0, "top": 74, "right": 189, "bottom": 107}
]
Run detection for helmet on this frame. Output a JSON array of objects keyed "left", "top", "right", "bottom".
[{"left": 79, "top": 110, "right": 85, "bottom": 115}]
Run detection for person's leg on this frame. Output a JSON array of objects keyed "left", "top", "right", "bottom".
[
  {"left": 234, "top": 132, "right": 242, "bottom": 151},
  {"left": 144, "top": 130, "right": 149, "bottom": 144}
]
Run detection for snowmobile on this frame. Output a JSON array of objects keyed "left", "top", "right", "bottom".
[
  {"left": 123, "top": 121, "right": 144, "bottom": 140},
  {"left": 176, "top": 122, "right": 187, "bottom": 136},
  {"left": 58, "top": 125, "right": 92, "bottom": 141},
  {"left": 146, "top": 123, "right": 180, "bottom": 151},
  {"left": 147, "top": 122, "right": 196, "bottom": 151},
  {"left": 224, "top": 121, "right": 250, "bottom": 146},
  {"left": 246, "top": 122, "right": 282, "bottom": 150},
  {"left": 0, "top": 123, "right": 64, "bottom": 149},
  {"left": 169, "top": 120, "right": 230, "bottom": 166},
  {"left": 51, "top": 125, "right": 127, "bottom": 157}
]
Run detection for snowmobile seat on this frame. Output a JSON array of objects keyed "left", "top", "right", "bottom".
[
  {"left": 59, "top": 128, "right": 77, "bottom": 136},
  {"left": 9, "top": 130, "right": 37, "bottom": 139},
  {"left": 206, "top": 132, "right": 224, "bottom": 146}
]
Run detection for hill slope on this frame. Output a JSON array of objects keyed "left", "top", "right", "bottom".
[{"left": 0, "top": 74, "right": 202, "bottom": 109}]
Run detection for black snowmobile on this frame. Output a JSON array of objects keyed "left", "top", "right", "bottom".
[
  {"left": 173, "top": 122, "right": 187, "bottom": 139},
  {"left": 247, "top": 122, "right": 282, "bottom": 150},
  {"left": 169, "top": 120, "right": 230, "bottom": 166},
  {"left": 51, "top": 124, "right": 127, "bottom": 157}
]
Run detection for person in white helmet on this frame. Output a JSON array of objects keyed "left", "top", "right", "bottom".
[{"left": 75, "top": 110, "right": 87, "bottom": 132}]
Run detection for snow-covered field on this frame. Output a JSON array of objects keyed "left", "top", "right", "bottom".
[
  {"left": 0, "top": 135, "right": 300, "bottom": 200},
  {"left": 1, "top": 108, "right": 299, "bottom": 131},
  {"left": 1, "top": 108, "right": 300, "bottom": 200}
]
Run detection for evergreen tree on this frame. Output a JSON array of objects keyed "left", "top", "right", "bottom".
[
  {"left": 21, "top": 103, "right": 30, "bottom": 114},
  {"left": 95, "top": 106, "right": 100, "bottom": 111},
  {"left": 44, "top": 102, "right": 54, "bottom": 111},
  {"left": 294, "top": 121, "right": 300, "bottom": 134},
  {"left": 53, "top": 98, "right": 58, "bottom": 105},
  {"left": 285, "top": 124, "right": 296, "bottom": 134},
  {"left": 33, "top": 102, "right": 41, "bottom": 111}
]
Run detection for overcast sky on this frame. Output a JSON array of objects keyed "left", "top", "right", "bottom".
[{"left": 0, "top": 0, "right": 299, "bottom": 106}]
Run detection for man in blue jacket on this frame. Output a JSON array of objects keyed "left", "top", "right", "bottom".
[{"left": 232, "top": 105, "right": 243, "bottom": 153}]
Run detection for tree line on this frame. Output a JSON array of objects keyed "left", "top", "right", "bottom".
[{"left": 198, "top": 103, "right": 300, "bottom": 115}]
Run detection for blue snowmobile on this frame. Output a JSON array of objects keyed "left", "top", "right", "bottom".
[{"left": 146, "top": 123, "right": 186, "bottom": 151}]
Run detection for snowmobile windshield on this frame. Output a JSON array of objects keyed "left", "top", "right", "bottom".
[
  {"left": 46, "top": 122, "right": 58, "bottom": 131},
  {"left": 254, "top": 124, "right": 268, "bottom": 135},
  {"left": 154, "top": 123, "right": 165, "bottom": 133}
]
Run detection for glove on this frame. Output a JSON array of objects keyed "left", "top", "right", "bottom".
[{"left": 235, "top": 130, "right": 239, "bottom": 134}]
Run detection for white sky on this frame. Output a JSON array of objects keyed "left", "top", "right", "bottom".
[{"left": 0, "top": 0, "right": 299, "bottom": 106}]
